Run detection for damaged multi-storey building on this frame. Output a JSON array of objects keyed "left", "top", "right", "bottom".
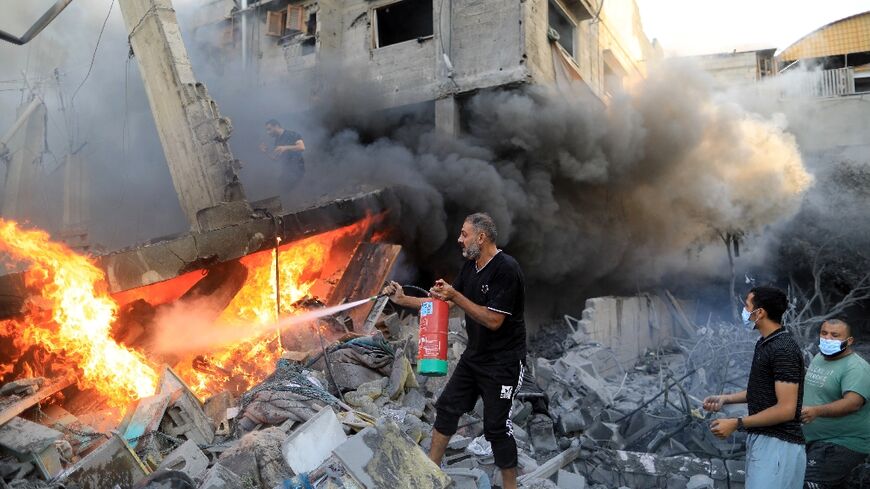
[{"left": 185, "top": 0, "right": 662, "bottom": 130}]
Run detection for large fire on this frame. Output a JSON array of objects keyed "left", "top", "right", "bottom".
[
  {"left": 176, "top": 221, "right": 369, "bottom": 397},
  {"left": 0, "top": 219, "right": 157, "bottom": 408},
  {"left": 0, "top": 216, "right": 373, "bottom": 408}
]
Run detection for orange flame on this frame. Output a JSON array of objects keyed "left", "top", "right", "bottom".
[
  {"left": 172, "top": 219, "right": 372, "bottom": 397},
  {"left": 0, "top": 219, "right": 157, "bottom": 407}
]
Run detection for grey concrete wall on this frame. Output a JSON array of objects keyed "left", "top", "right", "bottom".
[{"left": 571, "top": 294, "right": 684, "bottom": 368}]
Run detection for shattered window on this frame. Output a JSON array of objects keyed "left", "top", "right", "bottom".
[
  {"left": 549, "top": 0, "right": 575, "bottom": 57},
  {"left": 374, "top": 0, "right": 434, "bottom": 48}
]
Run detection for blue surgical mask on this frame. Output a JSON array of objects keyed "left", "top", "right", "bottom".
[
  {"left": 741, "top": 307, "right": 758, "bottom": 329},
  {"left": 819, "top": 337, "right": 847, "bottom": 356}
]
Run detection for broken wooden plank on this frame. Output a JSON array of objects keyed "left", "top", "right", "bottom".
[
  {"left": 327, "top": 243, "right": 402, "bottom": 330},
  {"left": 0, "top": 374, "right": 76, "bottom": 427}
]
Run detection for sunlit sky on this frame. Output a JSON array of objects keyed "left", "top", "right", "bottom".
[{"left": 634, "top": 0, "right": 869, "bottom": 57}]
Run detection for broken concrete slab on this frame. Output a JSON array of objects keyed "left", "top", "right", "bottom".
[
  {"left": 556, "top": 468, "right": 587, "bottom": 489},
  {"left": 199, "top": 463, "right": 244, "bottom": 489},
  {"left": 282, "top": 407, "right": 347, "bottom": 474},
  {"left": 120, "top": 392, "right": 171, "bottom": 449},
  {"left": 528, "top": 414, "right": 559, "bottom": 453},
  {"left": 333, "top": 418, "right": 451, "bottom": 489},
  {"left": 156, "top": 439, "right": 209, "bottom": 481},
  {"left": 0, "top": 374, "right": 76, "bottom": 426},
  {"left": 219, "top": 426, "right": 291, "bottom": 488},
  {"left": 203, "top": 390, "right": 233, "bottom": 430},
  {"left": 199, "top": 464, "right": 243, "bottom": 489},
  {"left": 97, "top": 188, "right": 395, "bottom": 293},
  {"left": 39, "top": 404, "right": 103, "bottom": 456},
  {"left": 687, "top": 474, "right": 715, "bottom": 489},
  {"left": 0, "top": 417, "right": 63, "bottom": 479},
  {"left": 161, "top": 387, "right": 215, "bottom": 446},
  {"left": 59, "top": 434, "right": 149, "bottom": 489},
  {"left": 0, "top": 377, "right": 44, "bottom": 397}
]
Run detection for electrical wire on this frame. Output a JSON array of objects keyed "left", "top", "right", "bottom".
[{"left": 70, "top": 0, "right": 116, "bottom": 107}]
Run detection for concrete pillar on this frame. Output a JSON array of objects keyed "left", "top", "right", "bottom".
[
  {"left": 1, "top": 99, "right": 46, "bottom": 220},
  {"left": 435, "top": 96, "right": 460, "bottom": 138},
  {"left": 119, "top": 0, "right": 248, "bottom": 232},
  {"left": 60, "top": 152, "right": 89, "bottom": 250}
]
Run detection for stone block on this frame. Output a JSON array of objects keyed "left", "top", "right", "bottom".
[
  {"left": 156, "top": 439, "right": 209, "bottom": 481},
  {"left": 59, "top": 434, "right": 148, "bottom": 489},
  {"left": 333, "top": 419, "right": 451, "bottom": 489},
  {"left": 687, "top": 474, "right": 715, "bottom": 489},
  {"left": 557, "top": 469, "right": 586, "bottom": 488},
  {"left": 528, "top": 414, "right": 559, "bottom": 453},
  {"left": 0, "top": 416, "right": 63, "bottom": 479},
  {"left": 199, "top": 463, "right": 244, "bottom": 489},
  {"left": 282, "top": 407, "right": 347, "bottom": 474}
]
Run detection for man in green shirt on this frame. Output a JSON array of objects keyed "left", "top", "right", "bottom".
[{"left": 801, "top": 318, "right": 870, "bottom": 488}]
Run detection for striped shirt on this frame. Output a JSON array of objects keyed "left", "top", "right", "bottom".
[{"left": 746, "top": 328, "right": 805, "bottom": 445}]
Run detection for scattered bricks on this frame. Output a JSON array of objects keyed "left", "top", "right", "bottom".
[
  {"left": 0, "top": 416, "right": 63, "bottom": 479},
  {"left": 687, "top": 474, "right": 715, "bottom": 489},
  {"left": 557, "top": 469, "right": 587, "bottom": 488},
  {"left": 119, "top": 392, "right": 171, "bottom": 449},
  {"left": 333, "top": 418, "right": 451, "bottom": 489},
  {"left": 59, "top": 433, "right": 149, "bottom": 489},
  {"left": 156, "top": 439, "right": 209, "bottom": 481},
  {"left": 528, "top": 414, "right": 559, "bottom": 453},
  {"left": 199, "top": 463, "right": 244, "bottom": 489},
  {"left": 282, "top": 407, "right": 347, "bottom": 474}
]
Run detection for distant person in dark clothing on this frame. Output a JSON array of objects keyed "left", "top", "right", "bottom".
[
  {"left": 382, "top": 213, "right": 526, "bottom": 489},
  {"left": 260, "top": 119, "right": 305, "bottom": 189},
  {"left": 703, "top": 286, "right": 806, "bottom": 489}
]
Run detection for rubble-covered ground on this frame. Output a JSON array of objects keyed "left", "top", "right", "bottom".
[{"left": 2, "top": 300, "right": 869, "bottom": 489}]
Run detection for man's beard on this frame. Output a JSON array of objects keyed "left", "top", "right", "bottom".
[{"left": 462, "top": 241, "right": 481, "bottom": 260}]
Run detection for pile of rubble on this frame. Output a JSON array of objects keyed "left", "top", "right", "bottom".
[{"left": 0, "top": 295, "right": 793, "bottom": 489}]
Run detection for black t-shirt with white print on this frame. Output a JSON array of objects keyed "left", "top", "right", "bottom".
[{"left": 452, "top": 251, "right": 526, "bottom": 364}]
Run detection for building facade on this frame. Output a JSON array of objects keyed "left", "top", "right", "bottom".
[{"left": 184, "top": 0, "right": 660, "bottom": 132}]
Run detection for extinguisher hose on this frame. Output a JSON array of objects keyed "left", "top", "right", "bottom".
[{"left": 401, "top": 284, "right": 431, "bottom": 297}]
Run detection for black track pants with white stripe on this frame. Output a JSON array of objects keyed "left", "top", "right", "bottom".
[{"left": 434, "top": 356, "right": 524, "bottom": 469}]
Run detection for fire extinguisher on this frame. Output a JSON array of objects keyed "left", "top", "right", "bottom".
[{"left": 418, "top": 298, "right": 449, "bottom": 376}]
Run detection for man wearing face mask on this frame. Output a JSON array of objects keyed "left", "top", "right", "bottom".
[
  {"left": 702, "top": 286, "right": 806, "bottom": 489},
  {"left": 382, "top": 213, "right": 526, "bottom": 489},
  {"left": 801, "top": 319, "right": 870, "bottom": 489}
]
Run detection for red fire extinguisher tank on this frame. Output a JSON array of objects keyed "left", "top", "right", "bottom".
[{"left": 418, "top": 298, "right": 449, "bottom": 376}]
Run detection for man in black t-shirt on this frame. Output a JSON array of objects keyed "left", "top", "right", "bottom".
[
  {"left": 703, "top": 286, "right": 806, "bottom": 489},
  {"left": 260, "top": 119, "right": 305, "bottom": 190},
  {"left": 383, "top": 213, "right": 526, "bottom": 489}
]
